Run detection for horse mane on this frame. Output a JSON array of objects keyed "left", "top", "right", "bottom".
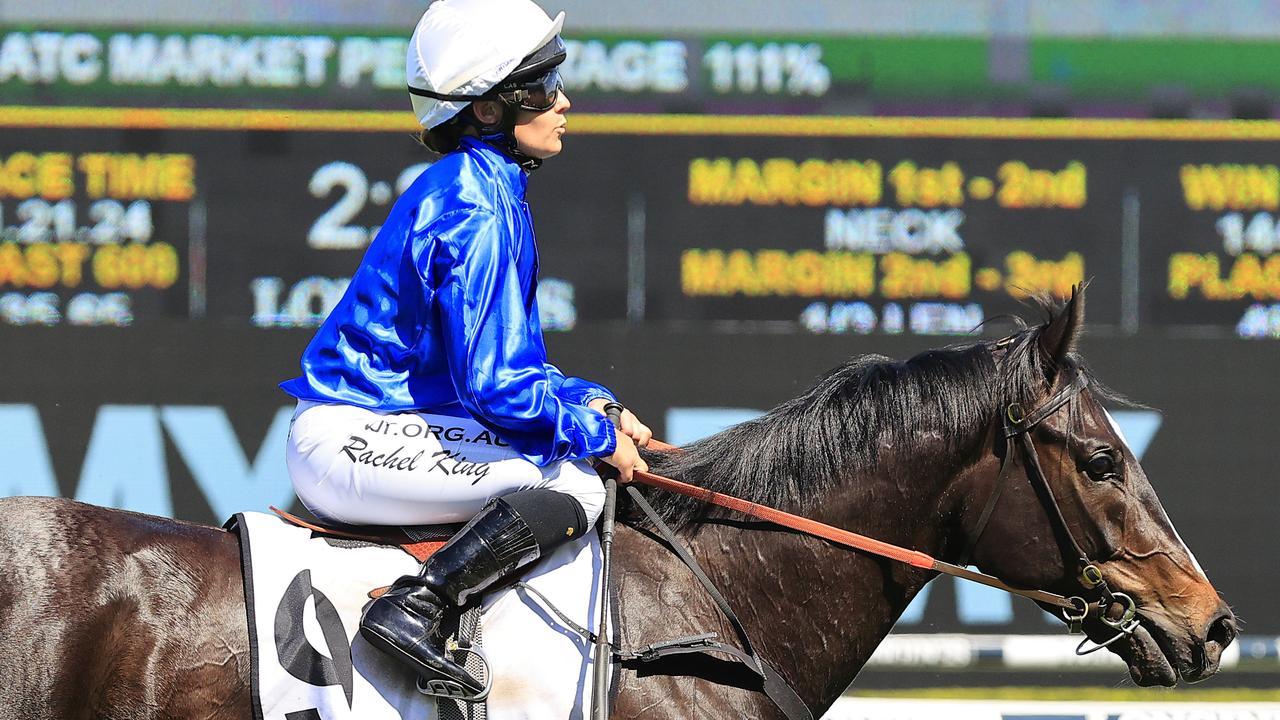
[{"left": 635, "top": 296, "right": 1132, "bottom": 530}]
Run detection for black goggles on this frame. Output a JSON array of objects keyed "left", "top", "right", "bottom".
[
  {"left": 494, "top": 69, "right": 563, "bottom": 112},
  {"left": 407, "top": 69, "right": 563, "bottom": 113}
]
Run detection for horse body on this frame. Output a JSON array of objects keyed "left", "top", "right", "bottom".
[
  {"left": 0, "top": 291, "right": 1239, "bottom": 719},
  {"left": 0, "top": 492, "right": 943, "bottom": 720},
  {"left": 0, "top": 497, "right": 251, "bottom": 720}
]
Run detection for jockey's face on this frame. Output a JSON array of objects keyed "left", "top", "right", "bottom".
[{"left": 513, "top": 89, "right": 571, "bottom": 160}]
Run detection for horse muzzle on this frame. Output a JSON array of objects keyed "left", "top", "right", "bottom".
[
  {"left": 1189, "top": 606, "right": 1239, "bottom": 682},
  {"left": 1109, "top": 604, "right": 1237, "bottom": 686}
]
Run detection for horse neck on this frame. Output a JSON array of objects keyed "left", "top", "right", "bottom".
[{"left": 684, "top": 444, "right": 976, "bottom": 713}]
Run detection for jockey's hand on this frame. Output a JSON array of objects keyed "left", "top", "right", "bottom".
[
  {"left": 603, "top": 431, "right": 649, "bottom": 484},
  {"left": 588, "top": 398, "right": 653, "bottom": 448}
]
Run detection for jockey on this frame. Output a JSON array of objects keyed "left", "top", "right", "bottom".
[{"left": 279, "top": 0, "right": 651, "bottom": 696}]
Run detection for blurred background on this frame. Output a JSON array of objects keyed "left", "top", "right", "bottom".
[{"left": 1, "top": 1, "right": 1277, "bottom": 717}]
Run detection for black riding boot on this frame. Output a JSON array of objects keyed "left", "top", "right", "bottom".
[{"left": 359, "top": 488, "right": 588, "bottom": 696}]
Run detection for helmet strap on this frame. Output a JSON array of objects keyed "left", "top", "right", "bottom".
[{"left": 476, "top": 99, "right": 543, "bottom": 172}]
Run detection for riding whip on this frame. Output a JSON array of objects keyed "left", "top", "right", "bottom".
[{"left": 591, "top": 403, "right": 624, "bottom": 720}]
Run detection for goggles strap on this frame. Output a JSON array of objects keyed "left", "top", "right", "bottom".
[{"left": 407, "top": 85, "right": 489, "bottom": 102}]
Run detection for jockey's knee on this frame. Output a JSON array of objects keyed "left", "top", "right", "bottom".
[
  {"left": 534, "top": 461, "right": 606, "bottom": 528},
  {"left": 570, "top": 481, "right": 606, "bottom": 528},
  {"left": 500, "top": 488, "right": 595, "bottom": 549}
]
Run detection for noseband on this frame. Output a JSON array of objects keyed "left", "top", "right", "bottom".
[{"left": 962, "top": 358, "right": 1140, "bottom": 654}]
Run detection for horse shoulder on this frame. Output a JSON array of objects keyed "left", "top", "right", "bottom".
[{"left": 609, "top": 523, "right": 786, "bottom": 720}]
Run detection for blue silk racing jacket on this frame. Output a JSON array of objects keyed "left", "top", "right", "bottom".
[{"left": 280, "top": 136, "right": 617, "bottom": 466}]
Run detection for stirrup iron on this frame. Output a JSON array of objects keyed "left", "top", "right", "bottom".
[{"left": 414, "top": 644, "right": 492, "bottom": 703}]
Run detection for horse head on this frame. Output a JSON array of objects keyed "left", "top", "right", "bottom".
[{"left": 962, "top": 285, "right": 1237, "bottom": 686}]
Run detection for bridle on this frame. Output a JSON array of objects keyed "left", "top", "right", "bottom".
[
  {"left": 959, "top": 348, "right": 1140, "bottom": 654},
  {"left": 583, "top": 341, "right": 1145, "bottom": 720},
  {"left": 632, "top": 344, "right": 1142, "bottom": 656}
]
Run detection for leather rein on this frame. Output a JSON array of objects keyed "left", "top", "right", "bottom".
[{"left": 633, "top": 359, "right": 1139, "bottom": 656}]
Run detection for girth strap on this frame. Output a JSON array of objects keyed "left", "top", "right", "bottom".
[
  {"left": 508, "top": 491, "right": 813, "bottom": 720},
  {"left": 624, "top": 485, "right": 814, "bottom": 720}
]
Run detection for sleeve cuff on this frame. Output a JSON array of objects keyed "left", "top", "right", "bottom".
[
  {"left": 557, "top": 377, "right": 617, "bottom": 407},
  {"left": 579, "top": 409, "right": 617, "bottom": 460},
  {"left": 578, "top": 389, "right": 616, "bottom": 408}
]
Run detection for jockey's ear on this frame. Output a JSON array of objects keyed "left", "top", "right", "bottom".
[{"left": 1038, "top": 282, "right": 1085, "bottom": 368}]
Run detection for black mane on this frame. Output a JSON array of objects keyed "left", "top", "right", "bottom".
[{"left": 636, "top": 298, "right": 1122, "bottom": 530}]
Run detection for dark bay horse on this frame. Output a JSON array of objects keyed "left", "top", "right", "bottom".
[{"left": 0, "top": 289, "right": 1236, "bottom": 719}]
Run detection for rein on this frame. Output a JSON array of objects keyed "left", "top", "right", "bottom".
[
  {"left": 631, "top": 455, "right": 1081, "bottom": 613},
  {"left": 632, "top": 360, "right": 1138, "bottom": 654}
]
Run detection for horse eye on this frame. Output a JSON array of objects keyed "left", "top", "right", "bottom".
[{"left": 1085, "top": 453, "right": 1119, "bottom": 481}]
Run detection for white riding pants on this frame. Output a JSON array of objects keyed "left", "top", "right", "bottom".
[{"left": 286, "top": 401, "right": 606, "bottom": 527}]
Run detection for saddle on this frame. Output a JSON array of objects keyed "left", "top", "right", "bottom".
[
  {"left": 269, "top": 497, "right": 812, "bottom": 720},
  {"left": 267, "top": 507, "right": 450, "bottom": 597}
]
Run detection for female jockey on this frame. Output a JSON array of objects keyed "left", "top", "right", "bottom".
[{"left": 279, "top": 0, "right": 650, "bottom": 696}]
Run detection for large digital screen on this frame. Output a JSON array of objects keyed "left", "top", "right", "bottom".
[
  {"left": 2, "top": 116, "right": 1277, "bottom": 643},
  {"left": 2, "top": 115, "right": 1277, "bottom": 338}
]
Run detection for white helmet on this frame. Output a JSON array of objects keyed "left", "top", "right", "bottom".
[{"left": 407, "top": 0, "right": 566, "bottom": 130}]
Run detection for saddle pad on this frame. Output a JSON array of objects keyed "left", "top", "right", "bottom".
[{"left": 229, "top": 511, "right": 609, "bottom": 720}]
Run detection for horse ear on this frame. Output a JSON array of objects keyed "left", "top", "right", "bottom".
[{"left": 1038, "top": 283, "right": 1086, "bottom": 364}]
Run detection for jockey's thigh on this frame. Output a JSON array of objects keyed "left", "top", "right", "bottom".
[{"left": 286, "top": 401, "right": 606, "bottom": 527}]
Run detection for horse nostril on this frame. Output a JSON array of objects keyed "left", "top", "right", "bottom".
[
  {"left": 1205, "top": 610, "right": 1237, "bottom": 649},
  {"left": 1196, "top": 608, "right": 1237, "bottom": 678}
]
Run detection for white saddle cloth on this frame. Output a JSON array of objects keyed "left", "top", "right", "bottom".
[{"left": 231, "top": 511, "right": 608, "bottom": 720}]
